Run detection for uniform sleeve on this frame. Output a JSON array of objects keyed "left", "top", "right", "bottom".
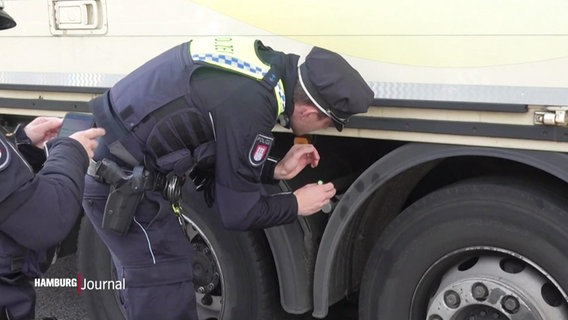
[
  {"left": 0, "top": 137, "right": 89, "bottom": 251},
  {"left": 199, "top": 73, "right": 298, "bottom": 231},
  {"left": 17, "top": 144, "right": 47, "bottom": 172},
  {"left": 12, "top": 123, "right": 47, "bottom": 171}
]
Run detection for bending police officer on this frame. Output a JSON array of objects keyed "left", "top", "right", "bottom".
[{"left": 84, "top": 37, "right": 373, "bottom": 320}]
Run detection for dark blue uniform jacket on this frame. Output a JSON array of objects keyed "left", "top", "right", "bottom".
[
  {"left": 192, "top": 68, "right": 298, "bottom": 230},
  {"left": 105, "top": 41, "right": 300, "bottom": 231},
  {"left": 0, "top": 135, "right": 88, "bottom": 277}
]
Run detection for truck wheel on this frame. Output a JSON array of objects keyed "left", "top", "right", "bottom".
[
  {"left": 77, "top": 196, "right": 286, "bottom": 320},
  {"left": 359, "top": 177, "right": 568, "bottom": 320}
]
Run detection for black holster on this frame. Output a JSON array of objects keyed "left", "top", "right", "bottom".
[{"left": 90, "top": 159, "right": 151, "bottom": 236}]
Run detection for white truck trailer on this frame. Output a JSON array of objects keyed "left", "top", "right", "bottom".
[{"left": 2, "top": 0, "right": 568, "bottom": 319}]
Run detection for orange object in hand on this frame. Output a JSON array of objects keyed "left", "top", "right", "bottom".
[{"left": 294, "top": 136, "right": 310, "bottom": 145}]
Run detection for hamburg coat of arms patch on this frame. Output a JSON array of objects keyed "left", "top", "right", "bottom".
[{"left": 248, "top": 133, "right": 273, "bottom": 167}]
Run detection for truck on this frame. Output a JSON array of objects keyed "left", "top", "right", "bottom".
[{"left": 2, "top": 0, "right": 568, "bottom": 319}]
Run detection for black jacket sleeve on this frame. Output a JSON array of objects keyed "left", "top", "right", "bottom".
[
  {"left": 17, "top": 144, "right": 47, "bottom": 172},
  {"left": 0, "top": 137, "right": 89, "bottom": 251},
  {"left": 191, "top": 69, "right": 298, "bottom": 230}
]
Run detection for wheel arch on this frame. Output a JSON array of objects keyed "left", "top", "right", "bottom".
[{"left": 311, "top": 142, "right": 568, "bottom": 318}]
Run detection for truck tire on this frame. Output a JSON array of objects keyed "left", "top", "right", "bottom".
[
  {"left": 77, "top": 196, "right": 287, "bottom": 320},
  {"left": 359, "top": 176, "right": 568, "bottom": 319}
]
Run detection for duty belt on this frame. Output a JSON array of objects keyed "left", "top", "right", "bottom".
[
  {"left": 87, "top": 159, "right": 159, "bottom": 191},
  {"left": 87, "top": 158, "right": 178, "bottom": 235}
]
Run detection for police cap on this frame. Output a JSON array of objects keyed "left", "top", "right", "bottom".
[
  {"left": 0, "top": 0, "right": 16, "bottom": 30},
  {"left": 298, "top": 47, "right": 373, "bottom": 131}
]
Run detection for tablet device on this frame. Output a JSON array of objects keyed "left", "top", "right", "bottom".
[{"left": 58, "top": 113, "right": 94, "bottom": 138}]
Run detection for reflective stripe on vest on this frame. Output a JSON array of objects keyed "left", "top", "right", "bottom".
[{"left": 189, "top": 37, "right": 285, "bottom": 116}]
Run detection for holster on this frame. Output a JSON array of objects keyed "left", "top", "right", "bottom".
[
  {"left": 88, "top": 158, "right": 188, "bottom": 235},
  {"left": 102, "top": 169, "right": 145, "bottom": 236},
  {"left": 89, "top": 159, "right": 151, "bottom": 236}
]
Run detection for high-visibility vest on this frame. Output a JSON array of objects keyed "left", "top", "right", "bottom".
[
  {"left": 100, "top": 37, "right": 287, "bottom": 169},
  {"left": 190, "top": 37, "right": 286, "bottom": 116}
]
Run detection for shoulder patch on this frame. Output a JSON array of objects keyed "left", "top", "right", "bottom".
[
  {"left": 0, "top": 138, "right": 11, "bottom": 172},
  {"left": 249, "top": 133, "right": 273, "bottom": 167}
]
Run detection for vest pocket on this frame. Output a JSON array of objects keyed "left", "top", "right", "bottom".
[{"left": 145, "top": 107, "right": 212, "bottom": 173}]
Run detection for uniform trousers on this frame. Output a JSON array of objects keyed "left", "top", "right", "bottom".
[{"left": 82, "top": 175, "right": 198, "bottom": 320}]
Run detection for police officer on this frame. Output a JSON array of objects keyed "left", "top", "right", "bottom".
[
  {"left": 0, "top": 116, "right": 104, "bottom": 320},
  {"left": 0, "top": 117, "right": 104, "bottom": 320},
  {"left": 84, "top": 36, "right": 373, "bottom": 320},
  {"left": 1, "top": 4, "right": 105, "bottom": 319}
]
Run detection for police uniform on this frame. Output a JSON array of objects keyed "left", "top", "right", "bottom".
[
  {"left": 0, "top": 131, "right": 89, "bottom": 320},
  {"left": 83, "top": 37, "right": 373, "bottom": 320}
]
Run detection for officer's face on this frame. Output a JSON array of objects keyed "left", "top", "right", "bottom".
[{"left": 290, "top": 104, "right": 333, "bottom": 135}]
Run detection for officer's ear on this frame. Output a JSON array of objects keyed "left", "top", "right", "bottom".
[{"left": 304, "top": 105, "right": 326, "bottom": 121}]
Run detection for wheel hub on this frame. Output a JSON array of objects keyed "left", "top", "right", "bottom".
[
  {"left": 184, "top": 216, "right": 224, "bottom": 319},
  {"left": 192, "top": 242, "right": 220, "bottom": 294},
  {"left": 426, "top": 255, "right": 568, "bottom": 320}
]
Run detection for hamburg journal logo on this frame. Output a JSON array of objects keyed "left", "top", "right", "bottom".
[{"left": 34, "top": 274, "right": 125, "bottom": 294}]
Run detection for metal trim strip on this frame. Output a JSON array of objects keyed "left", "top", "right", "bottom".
[
  {"left": 0, "top": 98, "right": 90, "bottom": 113},
  {"left": 369, "top": 82, "right": 568, "bottom": 106},
  {"left": 373, "top": 98, "right": 527, "bottom": 113},
  {"left": 348, "top": 116, "right": 568, "bottom": 142}
]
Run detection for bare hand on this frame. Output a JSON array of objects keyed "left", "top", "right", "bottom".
[
  {"left": 69, "top": 128, "right": 106, "bottom": 159},
  {"left": 294, "top": 182, "right": 336, "bottom": 216},
  {"left": 24, "top": 117, "right": 63, "bottom": 148},
  {"left": 274, "top": 144, "right": 320, "bottom": 180}
]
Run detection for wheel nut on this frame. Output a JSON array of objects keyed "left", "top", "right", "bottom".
[
  {"left": 429, "top": 315, "right": 443, "bottom": 320},
  {"left": 502, "top": 295, "right": 520, "bottom": 314},
  {"left": 444, "top": 290, "right": 461, "bottom": 309},
  {"left": 201, "top": 294, "right": 213, "bottom": 306},
  {"left": 472, "top": 282, "right": 489, "bottom": 301}
]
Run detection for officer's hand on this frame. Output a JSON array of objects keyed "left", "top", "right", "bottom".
[
  {"left": 274, "top": 144, "right": 320, "bottom": 180},
  {"left": 294, "top": 182, "right": 336, "bottom": 216},
  {"left": 69, "top": 128, "right": 106, "bottom": 159},
  {"left": 24, "top": 117, "right": 63, "bottom": 148}
]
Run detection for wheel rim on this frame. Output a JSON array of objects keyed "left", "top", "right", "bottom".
[
  {"left": 414, "top": 248, "right": 568, "bottom": 320},
  {"left": 108, "top": 214, "right": 225, "bottom": 320},
  {"left": 184, "top": 214, "right": 224, "bottom": 320}
]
